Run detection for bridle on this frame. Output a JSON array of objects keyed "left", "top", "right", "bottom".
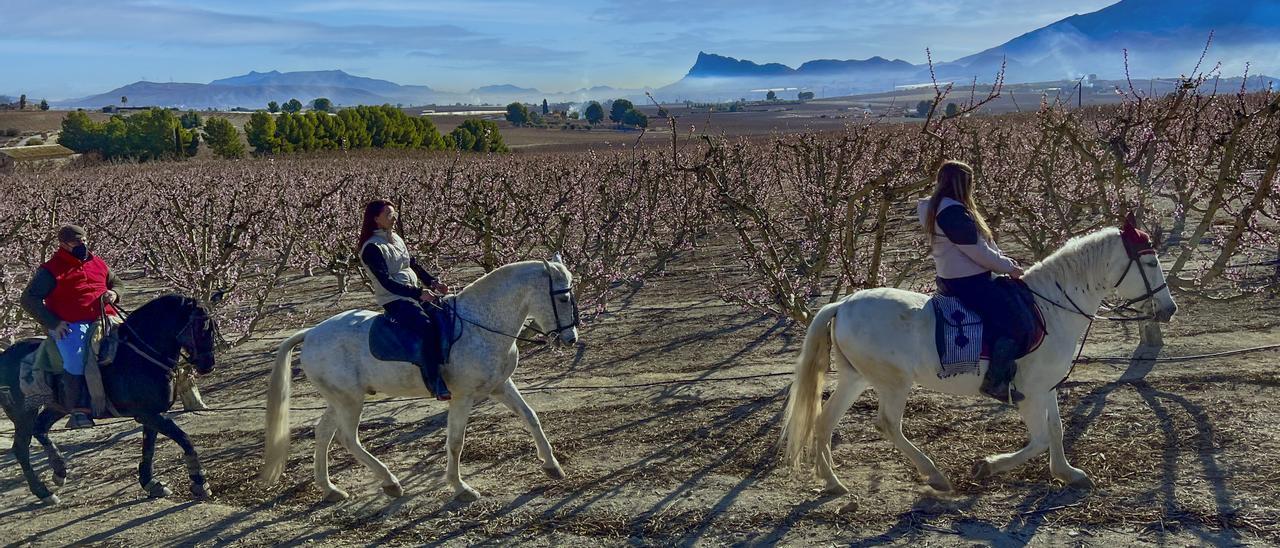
[{"left": 527, "top": 270, "right": 580, "bottom": 341}]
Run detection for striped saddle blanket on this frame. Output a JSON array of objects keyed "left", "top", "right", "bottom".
[{"left": 928, "top": 278, "right": 1046, "bottom": 378}]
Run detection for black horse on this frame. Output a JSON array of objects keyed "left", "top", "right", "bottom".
[{"left": 0, "top": 294, "right": 217, "bottom": 505}]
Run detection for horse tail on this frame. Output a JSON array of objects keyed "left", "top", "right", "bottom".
[
  {"left": 259, "top": 328, "right": 308, "bottom": 485},
  {"left": 779, "top": 301, "right": 840, "bottom": 473}
]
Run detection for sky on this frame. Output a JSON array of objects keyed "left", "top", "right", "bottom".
[{"left": 0, "top": 0, "right": 1119, "bottom": 100}]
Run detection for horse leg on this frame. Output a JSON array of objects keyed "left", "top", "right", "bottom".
[
  {"left": 135, "top": 425, "right": 172, "bottom": 498},
  {"left": 141, "top": 413, "right": 212, "bottom": 499},
  {"left": 875, "top": 384, "right": 952, "bottom": 492},
  {"left": 312, "top": 407, "right": 349, "bottom": 501},
  {"left": 445, "top": 395, "right": 480, "bottom": 501},
  {"left": 33, "top": 408, "right": 68, "bottom": 488},
  {"left": 491, "top": 378, "right": 563, "bottom": 479},
  {"left": 329, "top": 394, "right": 402, "bottom": 498},
  {"left": 975, "top": 395, "right": 1050, "bottom": 479},
  {"left": 12, "top": 413, "right": 57, "bottom": 504},
  {"left": 813, "top": 355, "right": 868, "bottom": 496},
  {"left": 1046, "top": 392, "right": 1091, "bottom": 488}
]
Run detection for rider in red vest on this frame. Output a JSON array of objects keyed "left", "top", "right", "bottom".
[{"left": 20, "top": 225, "right": 122, "bottom": 428}]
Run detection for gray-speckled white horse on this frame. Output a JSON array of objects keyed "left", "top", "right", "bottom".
[{"left": 258, "top": 257, "right": 579, "bottom": 502}]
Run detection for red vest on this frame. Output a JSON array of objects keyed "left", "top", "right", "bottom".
[{"left": 42, "top": 248, "right": 118, "bottom": 323}]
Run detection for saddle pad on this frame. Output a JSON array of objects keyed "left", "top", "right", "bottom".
[
  {"left": 930, "top": 296, "right": 984, "bottom": 378},
  {"left": 367, "top": 300, "right": 458, "bottom": 366},
  {"left": 929, "top": 278, "right": 1048, "bottom": 379}
]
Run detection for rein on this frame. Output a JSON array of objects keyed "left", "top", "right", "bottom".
[{"left": 438, "top": 267, "right": 580, "bottom": 347}]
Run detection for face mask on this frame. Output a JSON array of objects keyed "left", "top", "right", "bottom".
[{"left": 70, "top": 244, "right": 89, "bottom": 261}]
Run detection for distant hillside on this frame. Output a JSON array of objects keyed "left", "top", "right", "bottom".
[
  {"left": 659, "top": 0, "right": 1280, "bottom": 102},
  {"left": 60, "top": 70, "right": 644, "bottom": 109}
]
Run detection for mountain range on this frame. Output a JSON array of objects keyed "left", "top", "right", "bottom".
[{"left": 57, "top": 0, "right": 1280, "bottom": 108}]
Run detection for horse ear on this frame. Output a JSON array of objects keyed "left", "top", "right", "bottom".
[
  {"left": 1122, "top": 211, "right": 1137, "bottom": 232},
  {"left": 209, "top": 290, "right": 225, "bottom": 305},
  {"left": 551, "top": 252, "right": 563, "bottom": 264}
]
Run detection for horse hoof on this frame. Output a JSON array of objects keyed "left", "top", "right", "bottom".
[
  {"left": 192, "top": 483, "right": 212, "bottom": 500},
  {"left": 543, "top": 465, "right": 566, "bottom": 480},
  {"left": 820, "top": 483, "right": 850, "bottom": 497},
  {"left": 1067, "top": 475, "right": 1094, "bottom": 490},
  {"left": 40, "top": 494, "right": 60, "bottom": 506},
  {"left": 973, "top": 460, "right": 994, "bottom": 480},
  {"left": 53, "top": 474, "right": 67, "bottom": 488},
  {"left": 454, "top": 487, "right": 481, "bottom": 502},
  {"left": 382, "top": 483, "right": 404, "bottom": 498},
  {"left": 146, "top": 480, "right": 172, "bottom": 498},
  {"left": 322, "top": 488, "right": 350, "bottom": 502}
]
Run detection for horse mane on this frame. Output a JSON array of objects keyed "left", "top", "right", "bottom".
[
  {"left": 125, "top": 293, "right": 196, "bottom": 328},
  {"left": 1024, "top": 228, "right": 1121, "bottom": 289},
  {"left": 460, "top": 260, "right": 567, "bottom": 295}
]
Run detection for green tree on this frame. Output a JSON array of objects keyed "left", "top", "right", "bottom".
[
  {"left": 39, "top": 99, "right": 49, "bottom": 111},
  {"left": 245, "top": 111, "right": 279, "bottom": 153},
  {"left": 18, "top": 95, "right": 26, "bottom": 110},
  {"left": 609, "top": 99, "right": 634, "bottom": 123},
  {"left": 120, "top": 95, "right": 127, "bottom": 106},
  {"left": 916, "top": 100, "right": 931, "bottom": 117},
  {"left": 584, "top": 101, "right": 604, "bottom": 124},
  {"left": 798, "top": 91, "right": 814, "bottom": 101},
  {"left": 766, "top": 90, "right": 777, "bottom": 101},
  {"left": 59, "top": 111, "right": 103, "bottom": 153},
  {"left": 622, "top": 108, "right": 648, "bottom": 128},
  {"left": 944, "top": 102, "right": 959, "bottom": 118},
  {"left": 449, "top": 118, "right": 507, "bottom": 152},
  {"left": 203, "top": 117, "right": 245, "bottom": 158},
  {"left": 123, "top": 108, "right": 194, "bottom": 161},
  {"left": 267, "top": 101, "right": 280, "bottom": 113},
  {"left": 505, "top": 102, "right": 530, "bottom": 126},
  {"left": 312, "top": 97, "right": 333, "bottom": 112},
  {"left": 283, "top": 98, "right": 303, "bottom": 113},
  {"left": 541, "top": 98, "right": 549, "bottom": 115},
  {"left": 180, "top": 110, "right": 203, "bottom": 129}
]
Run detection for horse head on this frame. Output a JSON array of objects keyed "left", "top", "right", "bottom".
[
  {"left": 534, "top": 256, "right": 580, "bottom": 346},
  {"left": 124, "top": 294, "right": 219, "bottom": 375},
  {"left": 1114, "top": 212, "right": 1178, "bottom": 323}
]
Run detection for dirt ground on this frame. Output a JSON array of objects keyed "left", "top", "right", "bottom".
[{"left": 3, "top": 231, "right": 1280, "bottom": 546}]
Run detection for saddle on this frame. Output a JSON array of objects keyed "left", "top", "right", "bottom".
[
  {"left": 367, "top": 301, "right": 459, "bottom": 368},
  {"left": 929, "top": 278, "right": 1046, "bottom": 378}
]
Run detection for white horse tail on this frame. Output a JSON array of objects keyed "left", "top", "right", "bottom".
[
  {"left": 259, "top": 328, "right": 309, "bottom": 485},
  {"left": 779, "top": 302, "right": 840, "bottom": 473}
]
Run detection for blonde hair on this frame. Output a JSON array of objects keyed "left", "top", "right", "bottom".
[{"left": 925, "top": 160, "right": 993, "bottom": 245}]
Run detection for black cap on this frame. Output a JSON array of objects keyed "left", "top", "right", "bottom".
[{"left": 57, "top": 225, "right": 86, "bottom": 243}]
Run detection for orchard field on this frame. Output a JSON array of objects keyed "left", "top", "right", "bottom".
[{"left": 2, "top": 74, "right": 1279, "bottom": 545}]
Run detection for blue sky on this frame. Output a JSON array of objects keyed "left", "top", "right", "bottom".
[{"left": 1, "top": 0, "right": 1117, "bottom": 100}]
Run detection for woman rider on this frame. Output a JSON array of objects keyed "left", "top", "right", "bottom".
[
  {"left": 918, "top": 160, "right": 1026, "bottom": 403},
  {"left": 358, "top": 200, "right": 451, "bottom": 401}
]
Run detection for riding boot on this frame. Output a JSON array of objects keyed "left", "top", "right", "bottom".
[
  {"left": 419, "top": 342, "right": 451, "bottom": 401},
  {"left": 981, "top": 338, "right": 1024, "bottom": 404},
  {"left": 59, "top": 374, "right": 97, "bottom": 429}
]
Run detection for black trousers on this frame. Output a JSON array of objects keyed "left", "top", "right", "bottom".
[{"left": 383, "top": 299, "right": 445, "bottom": 384}]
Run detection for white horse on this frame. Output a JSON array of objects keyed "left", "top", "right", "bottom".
[
  {"left": 781, "top": 218, "right": 1177, "bottom": 494},
  {"left": 258, "top": 258, "right": 580, "bottom": 502}
]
